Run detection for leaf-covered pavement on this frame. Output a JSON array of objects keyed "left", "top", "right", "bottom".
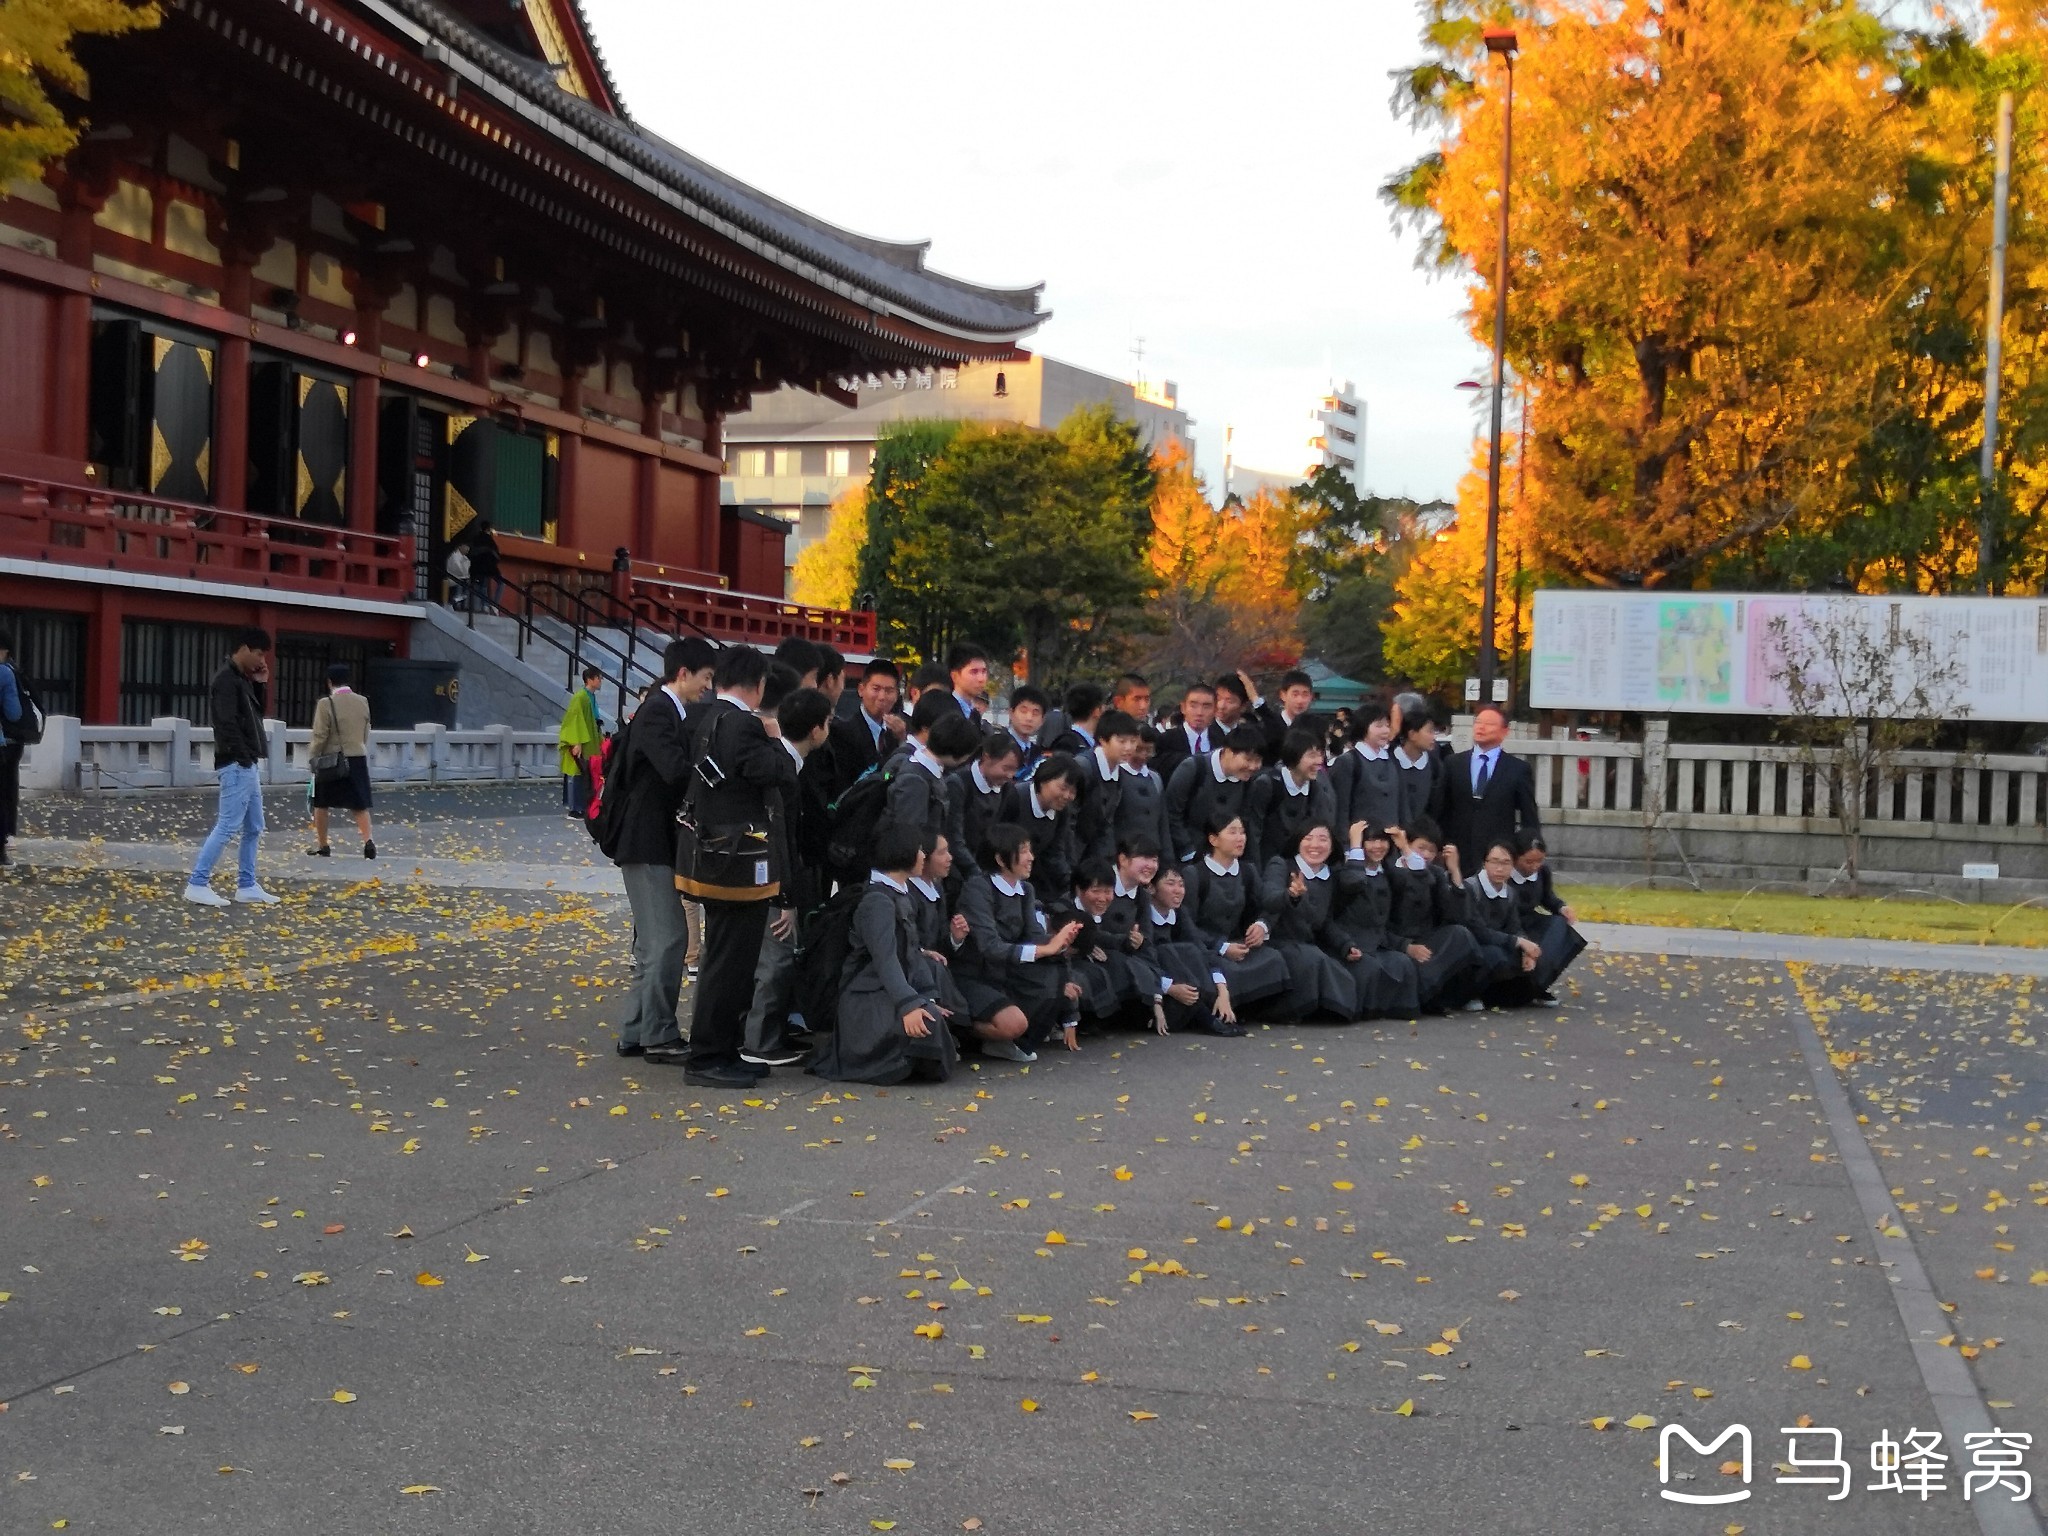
[{"left": 2, "top": 853, "right": 2040, "bottom": 1532}]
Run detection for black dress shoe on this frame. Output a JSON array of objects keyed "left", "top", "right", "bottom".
[
  {"left": 682, "top": 1064, "right": 757, "bottom": 1089},
  {"left": 738, "top": 1060, "right": 772, "bottom": 1078},
  {"left": 1188, "top": 1016, "right": 1247, "bottom": 1037},
  {"left": 615, "top": 1040, "right": 644, "bottom": 1058},
  {"left": 642, "top": 1043, "right": 691, "bottom": 1066}
]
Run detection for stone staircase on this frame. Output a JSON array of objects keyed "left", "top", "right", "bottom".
[{"left": 467, "top": 611, "right": 672, "bottom": 706}]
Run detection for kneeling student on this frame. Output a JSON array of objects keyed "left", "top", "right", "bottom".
[
  {"left": 955, "top": 822, "right": 1085, "bottom": 1061},
  {"left": 1461, "top": 839, "right": 1544, "bottom": 1007},
  {"left": 808, "top": 822, "right": 959, "bottom": 1086},
  {"left": 910, "top": 830, "right": 974, "bottom": 1027},
  {"left": 1386, "top": 818, "right": 1489, "bottom": 1014},
  {"left": 1334, "top": 824, "right": 1422, "bottom": 1020},
  {"left": 1186, "top": 810, "right": 1295, "bottom": 1019},
  {"left": 1510, "top": 832, "right": 1585, "bottom": 1004},
  {"left": 1259, "top": 823, "right": 1361, "bottom": 1021},
  {"left": 1142, "top": 865, "right": 1244, "bottom": 1035}
]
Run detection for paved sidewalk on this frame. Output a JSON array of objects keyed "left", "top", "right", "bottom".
[{"left": 1583, "top": 921, "right": 2048, "bottom": 977}]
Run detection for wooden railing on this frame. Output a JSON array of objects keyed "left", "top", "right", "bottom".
[
  {"left": 1509, "top": 731, "right": 2048, "bottom": 844},
  {"left": 0, "top": 475, "right": 415, "bottom": 601}
]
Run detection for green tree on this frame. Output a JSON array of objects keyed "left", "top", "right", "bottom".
[{"left": 0, "top": 1, "right": 159, "bottom": 187}]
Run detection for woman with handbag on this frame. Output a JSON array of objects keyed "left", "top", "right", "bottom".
[{"left": 307, "top": 663, "right": 376, "bottom": 859}]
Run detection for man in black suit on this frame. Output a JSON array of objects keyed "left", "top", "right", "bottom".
[
  {"left": 673, "top": 646, "right": 799, "bottom": 1088},
  {"left": 608, "top": 636, "right": 718, "bottom": 1062},
  {"left": 1048, "top": 681, "right": 1106, "bottom": 757},
  {"left": 947, "top": 642, "right": 991, "bottom": 730},
  {"left": 1151, "top": 681, "right": 1217, "bottom": 786},
  {"left": 1440, "top": 703, "right": 1542, "bottom": 877},
  {"left": 825, "top": 657, "right": 903, "bottom": 801}
]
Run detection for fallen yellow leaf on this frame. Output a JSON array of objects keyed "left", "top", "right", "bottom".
[
  {"left": 1394, "top": 1399, "right": 1415, "bottom": 1417},
  {"left": 414, "top": 1273, "right": 444, "bottom": 1288},
  {"left": 1788, "top": 1355, "right": 1813, "bottom": 1371},
  {"left": 1020, "top": 1398, "right": 1039, "bottom": 1412}
]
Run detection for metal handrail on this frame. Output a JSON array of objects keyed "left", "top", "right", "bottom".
[{"left": 516, "top": 577, "right": 664, "bottom": 719}]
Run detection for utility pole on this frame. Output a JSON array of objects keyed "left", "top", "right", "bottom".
[
  {"left": 1477, "top": 27, "right": 1518, "bottom": 702},
  {"left": 1979, "top": 90, "right": 2013, "bottom": 595}
]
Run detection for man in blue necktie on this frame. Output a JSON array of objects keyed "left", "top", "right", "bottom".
[{"left": 1442, "top": 703, "right": 1540, "bottom": 877}]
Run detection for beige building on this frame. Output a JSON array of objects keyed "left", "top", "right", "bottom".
[{"left": 722, "top": 352, "right": 1193, "bottom": 574}]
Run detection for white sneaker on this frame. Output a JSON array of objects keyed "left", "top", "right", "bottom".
[
  {"left": 234, "top": 885, "right": 281, "bottom": 905},
  {"left": 1462, "top": 998, "right": 1486, "bottom": 1013},
  {"left": 984, "top": 1040, "right": 1038, "bottom": 1063},
  {"left": 182, "top": 884, "right": 230, "bottom": 908}
]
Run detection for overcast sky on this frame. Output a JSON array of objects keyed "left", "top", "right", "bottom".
[{"left": 578, "top": 0, "right": 1486, "bottom": 504}]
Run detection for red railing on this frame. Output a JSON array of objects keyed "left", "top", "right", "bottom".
[
  {"left": 628, "top": 572, "right": 875, "bottom": 652},
  {"left": 0, "top": 476, "right": 414, "bottom": 602}
]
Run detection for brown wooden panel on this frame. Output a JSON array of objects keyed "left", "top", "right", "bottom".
[
  {"left": 650, "top": 462, "right": 705, "bottom": 568},
  {"left": 571, "top": 440, "right": 636, "bottom": 557}
]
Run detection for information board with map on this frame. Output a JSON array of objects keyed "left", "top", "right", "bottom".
[{"left": 1529, "top": 590, "right": 2048, "bottom": 719}]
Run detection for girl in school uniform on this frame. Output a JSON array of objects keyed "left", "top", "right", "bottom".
[
  {"left": 909, "top": 830, "right": 973, "bottom": 1033},
  {"left": 1142, "top": 864, "right": 1244, "bottom": 1036},
  {"left": 1334, "top": 823, "right": 1422, "bottom": 1020},
  {"left": 1184, "top": 810, "right": 1295, "bottom": 1019},
  {"left": 809, "top": 821, "right": 960, "bottom": 1086},
  {"left": 1461, "top": 838, "right": 1544, "bottom": 1007},
  {"left": 955, "top": 821, "right": 1085, "bottom": 1061},
  {"left": 1385, "top": 818, "right": 1489, "bottom": 1014},
  {"left": 1509, "top": 831, "right": 1586, "bottom": 1004},
  {"left": 1259, "top": 822, "right": 1361, "bottom": 1021}
]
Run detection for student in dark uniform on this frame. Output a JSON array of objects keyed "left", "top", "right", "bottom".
[
  {"left": 1073, "top": 708, "right": 1140, "bottom": 866},
  {"left": 678, "top": 646, "right": 801, "bottom": 1087},
  {"left": 1253, "top": 668, "right": 1325, "bottom": 764},
  {"left": 1164, "top": 724, "right": 1265, "bottom": 865},
  {"left": 808, "top": 821, "right": 959, "bottom": 1085},
  {"left": 1328, "top": 704, "right": 1402, "bottom": 836},
  {"left": 1114, "top": 724, "right": 1171, "bottom": 857},
  {"left": 946, "top": 643, "right": 991, "bottom": 730},
  {"left": 955, "top": 823, "right": 1085, "bottom": 1062},
  {"left": 1384, "top": 817, "right": 1488, "bottom": 1014},
  {"left": 1246, "top": 727, "right": 1336, "bottom": 871},
  {"left": 1185, "top": 810, "right": 1295, "bottom": 1019},
  {"left": 1509, "top": 831, "right": 1585, "bottom": 1003},
  {"left": 1061, "top": 861, "right": 1128, "bottom": 1041},
  {"left": 1461, "top": 838, "right": 1544, "bottom": 1006},
  {"left": 1049, "top": 681, "right": 1106, "bottom": 757},
  {"left": 908, "top": 829, "right": 973, "bottom": 1031},
  {"left": 997, "top": 752, "right": 1085, "bottom": 906},
  {"left": 826, "top": 657, "right": 904, "bottom": 800},
  {"left": 1259, "top": 823, "right": 1360, "bottom": 1020},
  {"left": 1391, "top": 709, "right": 1446, "bottom": 834},
  {"left": 881, "top": 693, "right": 981, "bottom": 850},
  {"left": 1334, "top": 824, "right": 1422, "bottom": 1020},
  {"left": 1003, "top": 686, "right": 1049, "bottom": 778},
  {"left": 1152, "top": 681, "right": 1218, "bottom": 785},
  {"left": 1141, "top": 864, "right": 1243, "bottom": 1035},
  {"left": 944, "top": 731, "right": 1021, "bottom": 878}
]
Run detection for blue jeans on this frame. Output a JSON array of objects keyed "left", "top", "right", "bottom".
[{"left": 191, "top": 762, "right": 265, "bottom": 890}]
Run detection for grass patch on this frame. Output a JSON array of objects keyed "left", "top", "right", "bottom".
[{"left": 1563, "top": 884, "right": 2048, "bottom": 948}]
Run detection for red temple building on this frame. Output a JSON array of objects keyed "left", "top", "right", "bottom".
[{"left": 0, "top": 0, "right": 1042, "bottom": 726}]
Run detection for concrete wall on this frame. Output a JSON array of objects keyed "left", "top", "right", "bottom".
[{"left": 409, "top": 605, "right": 572, "bottom": 732}]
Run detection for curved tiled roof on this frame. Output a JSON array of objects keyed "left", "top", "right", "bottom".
[{"left": 363, "top": 0, "right": 1046, "bottom": 344}]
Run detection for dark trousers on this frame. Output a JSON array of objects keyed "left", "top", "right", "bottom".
[
  {"left": 691, "top": 898, "right": 771, "bottom": 1069},
  {"left": 0, "top": 741, "right": 19, "bottom": 848}
]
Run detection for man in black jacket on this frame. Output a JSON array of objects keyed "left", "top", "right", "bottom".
[
  {"left": 1253, "top": 668, "right": 1326, "bottom": 765},
  {"left": 609, "top": 637, "right": 718, "bottom": 1061},
  {"left": 825, "top": 658, "right": 903, "bottom": 800},
  {"left": 1440, "top": 703, "right": 1542, "bottom": 874},
  {"left": 183, "top": 628, "right": 276, "bottom": 908},
  {"left": 674, "top": 645, "right": 799, "bottom": 1088}
]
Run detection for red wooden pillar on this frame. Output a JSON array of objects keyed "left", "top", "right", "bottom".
[
  {"left": 347, "top": 373, "right": 379, "bottom": 533},
  {"left": 698, "top": 405, "right": 724, "bottom": 577},
  {"left": 87, "top": 588, "right": 123, "bottom": 724},
  {"left": 215, "top": 259, "right": 252, "bottom": 510},
  {"left": 634, "top": 379, "right": 663, "bottom": 558},
  {"left": 52, "top": 191, "right": 101, "bottom": 467}
]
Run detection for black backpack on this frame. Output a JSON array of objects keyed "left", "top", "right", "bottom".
[
  {"left": 793, "top": 883, "right": 868, "bottom": 1039},
  {"left": 588, "top": 711, "right": 639, "bottom": 859},
  {"left": 825, "top": 762, "right": 896, "bottom": 880},
  {"left": 3, "top": 662, "right": 44, "bottom": 746}
]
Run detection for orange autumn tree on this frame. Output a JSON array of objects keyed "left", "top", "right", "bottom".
[{"left": 1387, "top": 0, "right": 1914, "bottom": 587}]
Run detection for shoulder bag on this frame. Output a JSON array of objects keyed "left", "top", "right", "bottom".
[{"left": 674, "top": 702, "right": 780, "bottom": 902}]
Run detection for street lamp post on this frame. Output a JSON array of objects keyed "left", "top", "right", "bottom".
[{"left": 1477, "top": 25, "right": 1518, "bottom": 705}]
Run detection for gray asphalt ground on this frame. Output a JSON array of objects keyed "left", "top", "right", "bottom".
[{"left": 2, "top": 785, "right": 2042, "bottom": 1534}]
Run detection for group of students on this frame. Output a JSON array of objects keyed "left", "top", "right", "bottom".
[{"left": 596, "top": 637, "right": 1585, "bottom": 1090}]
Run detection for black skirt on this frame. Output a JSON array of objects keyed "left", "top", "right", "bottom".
[{"left": 312, "top": 755, "right": 373, "bottom": 811}]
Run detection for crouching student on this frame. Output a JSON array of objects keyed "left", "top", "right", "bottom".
[
  {"left": 1260, "top": 824, "right": 1360, "bottom": 1021},
  {"left": 955, "top": 822, "right": 1085, "bottom": 1062},
  {"left": 910, "top": 831, "right": 974, "bottom": 1028},
  {"left": 1186, "top": 810, "right": 1294, "bottom": 1020},
  {"left": 1142, "top": 865, "right": 1244, "bottom": 1036},
  {"left": 1063, "top": 861, "right": 1138, "bottom": 1042},
  {"left": 1110, "top": 832, "right": 1215, "bottom": 1036},
  {"left": 1335, "top": 823, "right": 1422, "bottom": 1020},
  {"left": 1386, "top": 818, "right": 1489, "bottom": 1014},
  {"left": 809, "top": 821, "right": 959, "bottom": 1085},
  {"left": 1510, "top": 832, "right": 1585, "bottom": 1004},
  {"left": 1461, "top": 839, "right": 1544, "bottom": 1007}
]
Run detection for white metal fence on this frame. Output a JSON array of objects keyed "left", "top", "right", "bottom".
[{"left": 21, "top": 716, "right": 559, "bottom": 793}]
